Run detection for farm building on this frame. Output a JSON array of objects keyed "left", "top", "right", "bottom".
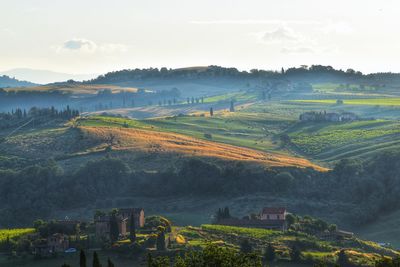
[
  {"left": 215, "top": 207, "right": 287, "bottom": 231},
  {"left": 95, "top": 215, "right": 128, "bottom": 239},
  {"left": 95, "top": 208, "right": 145, "bottom": 239},
  {"left": 118, "top": 208, "right": 145, "bottom": 228},
  {"left": 33, "top": 233, "right": 70, "bottom": 257}
]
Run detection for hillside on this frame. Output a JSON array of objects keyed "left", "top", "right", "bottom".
[
  {"left": 80, "top": 126, "right": 327, "bottom": 171},
  {"left": 5, "top": 83, "right": 138, "bottom": 95},
  {"left": 0, "top": 117, "right": 326, "bottom": 172},
  {"left": 0, "top": 75, "right": 37, "bottom": 88}
]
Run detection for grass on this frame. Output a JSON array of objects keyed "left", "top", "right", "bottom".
[
  {"left": 174, "top": 225, "right": 396, "bottom": 266},
  {"left": 312, "top": 83, "right": 377, "bottom": 93},
  {"left": 293, "top": 98, "right": 400, "bottom": 106},
  {"left": 79, "top": 125, "right": 327, "bottom": 171},
  {"left": 0, "top": 228, "right": 35, "bottom": 242},
  {"left": 203, "top": 91, "right": 258, "bottom": 103},
  {"left": 201, "top": 224, "right": 281, "bottom": 239},
  {"left": 75, "top": 116, "right": 150, "bottom": 129},
  {"left": 287, "top": 120, "right": 400, "bottom": 161}
]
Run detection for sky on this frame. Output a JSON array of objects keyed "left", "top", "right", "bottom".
[{"left": 1, "top": 0, "right": 400, "bottom": 76}]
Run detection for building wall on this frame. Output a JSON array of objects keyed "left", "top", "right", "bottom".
[
  {"left": 95, "top": 221, "right": 110, "bottom": 238},
  {"left": 118, "top": 220, "right": 127, "bottom": 236},
  {"left": 261, "top": 213, "right": 286, "bottom": 220}
]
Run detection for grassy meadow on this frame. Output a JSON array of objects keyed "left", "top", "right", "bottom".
[{"left": 293, "top": 98, "right": 400, "bottom": 106}]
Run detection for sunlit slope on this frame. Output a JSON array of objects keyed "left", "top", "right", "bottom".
[
  {"left": 5, "top": 84, "right": 138, "bottom": 94},
  {"left": 287, "top": 120, "right": 400, "bottom": 161},
  {"left": 81, "top": 126, "right": 328, "bottom": 171}
]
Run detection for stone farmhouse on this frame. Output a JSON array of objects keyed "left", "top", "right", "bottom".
[
  {"left": 95, "top": 208, "right": 145, "bottom": 240},
  {"left": 33, "top": 233, "right": 69, "bottom": 257}
]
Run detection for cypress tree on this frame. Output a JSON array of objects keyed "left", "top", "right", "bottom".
[
  {"left": 147, "top": 253, "right": 154, "bottom": 267},
  {"left": 210, "top": 107, "right": 214, "bottom": 116},
  {"left": 240, "top": 239, "right": 252, "bottom": 254},
  {"left": 80, "top": 250, "right": 87, "bottom": 267},
  {"left": 337, "top": 249, "right": 349, "bottom": 267},
  {"left": 229, "top": 100, "right": 235, "bottom": 112},
  {"left": 223, "top": 207, "right": 230, "bottom": 218},
  {"left": 107, "top": 258, "right": 115, "bottom": 267},
  {"left": 290, "top": 245, "right": 301, "bottom": 262},
  {"left": 109, "top": 214, "right": 119, "bottom": 242},
  {"left": 156, "top": 231, "right": 166, "bottom": 251},
  {"left": 93, "top": 251, "right": 101, "bottom": 267},
  {"left": 130, "top": 213, "right": 136, "bottom": 242},
  {"left": 264, "top": 243, "right": 275, "bottom": 262}
]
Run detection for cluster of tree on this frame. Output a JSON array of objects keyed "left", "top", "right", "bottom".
[
  {"left": 0, "top": 106, "right": 79, "bottom": 129},
  {"left": 86, "top": 65, "right": 400, "bottom": 86},
  {"left": 214, "top": 207, "right": 231, "bottom": 221},
  {"left": 0, "top": 75, "right": 36, "bottom": 88},
  {"left": 286, "top": 214, "right": 337, "bottom": 234},
  {"left": 0, "top": 87, "right": 182, "bottom": 114},
  {"left": 61, "top": 250, "right": 115, "bottom": 267},
  {"left": 0, "top": 90, "right": 71, "bottom": 112},
  {"left": 2, "top": 151, "right": 400, "bottom": 227},
  {"left": 33, "top": 219, "right": 81, "bottom": 238},
  {"left": 186, "top": 96, "right": 204, "bottom": 104},
  {"left": 147, "top": 244, "right": 262, "bottom": 267}
]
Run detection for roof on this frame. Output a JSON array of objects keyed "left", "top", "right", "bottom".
[{"left": 261, "top": 207, "right": 286, "bottom": 214}]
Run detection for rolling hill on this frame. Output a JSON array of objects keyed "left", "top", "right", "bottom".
[
  {"left": 0, "top": 117, "right": 326, "bottom": 172},
  {"left": 80, "top": 126, "right": 327, "bottom": 171},
  {"left": 0, "top": 75, "right": 37, "bottom": 88}
]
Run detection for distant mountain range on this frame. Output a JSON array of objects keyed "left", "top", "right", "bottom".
[{"left": 0, "top": 68, "right": 98, "bottom": 85}]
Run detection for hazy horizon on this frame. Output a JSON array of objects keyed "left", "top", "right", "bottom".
[{"left": 2, "top": 0, "right": 400, "bottom": 76}]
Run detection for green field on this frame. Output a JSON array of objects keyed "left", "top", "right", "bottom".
[
  {"left": 203, "top": 91, "right": 258, "bottom": 103},
  {"left": 287, "top": 120, "right": 400, "bottom": 161},
  {"left": 77, "top": 98, "right": 400, "bottom": 164},
  {"left": 312, "top": 82, "right": 377, "bottom": 93},
  {"left": 293, "top": 98, "right": 400, "bottom": 106},
  {"left": 201, "top": 224, "right": 281, "bottom": 239}
]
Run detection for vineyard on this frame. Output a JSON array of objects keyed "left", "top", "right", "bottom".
[
  {"left": 288, "top": 120, "right": 400, "bottom": 160},
  {"left": 0, "top": 228, "right": 35, "bottom": 243}
]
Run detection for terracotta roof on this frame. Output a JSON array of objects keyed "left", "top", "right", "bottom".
[{"left": 261, "top": 207, "right": 286, "bottom": 214}]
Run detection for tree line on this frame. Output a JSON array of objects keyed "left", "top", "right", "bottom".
[
  {"left": 86, "top": 65, "right": 400, "bottom": 85},
  {"left": 1, "top": 152, "right": 400, "bottom": 228}
]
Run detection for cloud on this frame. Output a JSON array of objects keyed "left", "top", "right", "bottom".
[
  {"left": 56, "top": 38, "right": 128, "bottom": 54},
  {"left": 321, "top": 21, "right": 353, "bottom": 34},
  {"left": 190, "top": 19, "right": 320, "bottom": 25},
  {"left": 98, "top": 43, "right": 129, "bottom": 54},
  {"left": 1, "top": 28, "right": 15, "bottom": 36},
  {"left": 260, "top": 26, "right": 302, "bottom": 43},
  {"left": 281, "top": 47, "right": 315, "bottom": 54},
  {"left": 63, "top": 38, "right": 97, "bottom": 53}
]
